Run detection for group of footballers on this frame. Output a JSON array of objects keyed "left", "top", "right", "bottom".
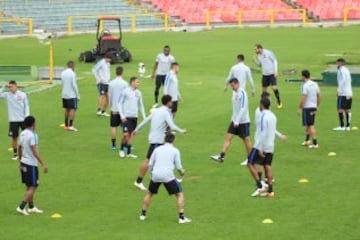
[
  {"left": 210, "top": 46, "right": 353, "bottom": 198},
  {"left": 0, "top": 41, "right": 353, "bottom": 223},
  {"left": 90, "top": 45, "right": 190, "bottom": 223}
]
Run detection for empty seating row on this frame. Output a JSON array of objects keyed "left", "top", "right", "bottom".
[
  {"left": 139, "top": 0, "right": 302, "bottom": 24},
  {"left": 295, "top": 0, "right": 360, "bottom": 19},
  {"left": 0, "top": 0, "right": 164, "bottom": 34}
]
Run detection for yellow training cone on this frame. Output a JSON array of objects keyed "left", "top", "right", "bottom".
[
  {"left": 328, "top": 152, "right": 336, "bottom": 156},
  {"left": 59, "top": 123, "right": 65, "bottom": 127},
  {"left": 262, "top": 218, "right": 273, "bottom": 224},
  {"left": 8, "top": 147, "right": 13, "bottom": 152},
  {"left": 351, "top": 126, "right": 358, "bottom": 130},
  {"left": 298, "top": 178, "right": 309, "bottom": 183},
  {"left": 51, "top": 213, "right": 62, "bottom": 219}
]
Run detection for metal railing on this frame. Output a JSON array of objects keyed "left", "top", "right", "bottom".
[
  {"left": 343, "top": 7, "right": 360, "bottom": 25},
  {"left": 0, "top": 18, "right": 33, "bottom": 35},
  {"left": 205, "top": 9, "right": 307, "bottom": 27},
  {"left": 67, "top": 13, "right": 168, "bottom": 34}
]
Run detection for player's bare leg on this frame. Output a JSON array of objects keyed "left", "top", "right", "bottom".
[
  {"left": 68, "top": 109, "right": 76, "bottom": 127},
  {"left": 308, "top": 125, "right": 318, "bottom": 148},
  {"left": 142, "top": 192, "right": 152, "bottom": 211},
  {"left": 247, "top": 163, "right": 260, "bottom": 182},
  {"left": 176, "top": 192, "right": 184, "bottom": 213},
  {"left": 140, "top": 192, "right": 153, "bottom": 220},
  {"left": 264, "top": 165, "right": 274, "bottom": 195},
  {"left": 243, "top": 137, "right": 252, "bottom": 155},
  {"left": 138, "top": 159, "right": 149, "bottom": 179},
  {"left": 221, "top": 133, "right": 233, "bottom": 153},
  {"left": 103, "top": 92, "right": 109, "bottom": 111}
]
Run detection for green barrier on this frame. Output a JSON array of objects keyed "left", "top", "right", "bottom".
[
  {"left": 322, "top": 66, "right": 360, "bottom": 87},
  {"left": 0, "top": 65, "right": 37, "bottom": 81}
]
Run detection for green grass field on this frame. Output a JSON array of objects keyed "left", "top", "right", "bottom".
[{"left": 1, "top": 26, "right": 360, "bottom": 240}]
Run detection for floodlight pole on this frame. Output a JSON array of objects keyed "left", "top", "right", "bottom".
[{"left": 48, "top": 40, "right": 54, "bottom": 84}]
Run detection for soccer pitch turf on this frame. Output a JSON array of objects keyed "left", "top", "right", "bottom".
[{"left": 0, "top": 26, "right": 359, "bottom": 239}]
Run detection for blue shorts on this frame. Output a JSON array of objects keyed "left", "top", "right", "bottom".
[
  {"left": 227, "top": 122, "right": 250, "bottom": 139},
  {"left": 247, "top": 148, "right": 262, "bottom": 165},
  {"left": 97, "top": 83, "right": 109, "bottom": 95},
  {"left": 337, "top": 96, "right": 352, "bottom": 110},
  {"left": 148, "top": 179, "right": 182, "bottom": 195},
  {"left": 302, "top": 108, "right": 316, "bottom": 126},
  {"left": 20, "top": 163, "right": 39, "bottom": 187},
  {"left": 247, "top": 148, "right": 273, "bottom": 166}
]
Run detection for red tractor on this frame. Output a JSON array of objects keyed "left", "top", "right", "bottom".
[{"left": 79, "top": 16, "right": 132, "bottom": 64}]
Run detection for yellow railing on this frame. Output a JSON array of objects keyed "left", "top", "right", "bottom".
[
  {"left": 67, "top": 13, "right": 168, "bottom": 34},
  {"left": 0, "top": 18, "right": 33, "bottom": 35},
  {"left": 343, "top": 7, "right": 360, "bottom": 25},
  {"left": 206, "top": 9, "right": 306, "bottom": 28}
]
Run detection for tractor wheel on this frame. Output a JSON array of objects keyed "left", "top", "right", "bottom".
[
  {"left": 84, "top": 51, "right": 94, "bottom": 62},
  {"left": 79, "top": 51, "right": 94, "bottom": 63},
  {"left": 120, "top": 48, "right": 132, "bottom": 63}
]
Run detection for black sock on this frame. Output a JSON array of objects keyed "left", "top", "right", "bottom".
[
  {"left": 136, "top": 177, "right": 143, "bottom": 184},
  {"left": 258, "top": 172, "right": 263, "bottom": 180},
  {"left": 97, "top": 108, "right": 101, "bottom": 112},
  {"left": 111, "top": 139, "right": 116, "bottom": 147},
  {"left": 313, "top": 139, "right": 317, "bottom": 145},
  {"left": 220, "top": 152, "right": 225, "bottom": 158},
  {"left": 121, "top": 143, "right": 126, "bottom": 151},
  {"left": 101, "top": 110, "right": 105, "bottom": 114},
  {"left": 305, "top": 134, "right": 310, "bottom": 141},
  {"left": 268, "top": 184, "right": 273, "bottom": 193},
  {"left": 274, "top": 89, "right": 281, "bottom": 105},
  {"left": 256, "top": 180, "right": 262, "bottom": 189},
  {"left": 29, "top": 201, "right": 34, "bottom": 209},
  {"left": 141, "top": 210, "right": 146, "bottom": 216},
  {"left": 346, "top": 112, "right": 351, "bottom": 127},
  {"left": 19, "top": 201, "right": 27, "bottom": 210},
  {"left": 13, "top": 148, "right": 18, "bottom": 155},
  {"left": 179, "top": 212, "right": 184, "bottom": 219},
  {"left": 339, "top": 112, "right": 344, "bottom": 127},
  {"left": 69, "top": 120, "right": 73, "bottom": 127},
  {"left": 154, "top": 89, "right": 159, "bottom": 103},
  {"left": 127, "top": 144, "right": 132, "bottom": 154},
  {"left": 65, "top": 117, "right": 69, "bottom": 127}
]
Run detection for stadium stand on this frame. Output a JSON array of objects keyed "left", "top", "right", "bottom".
[
  {"left": 0, "top": 0, "right": 164, "bottom": 35},
  {"left": 138, "top": 0, "right": 304, "bottom": 24},
  {"left": 294, "top": 0, "right": 360, "bottom": 20}
]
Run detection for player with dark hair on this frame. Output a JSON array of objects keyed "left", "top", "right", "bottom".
[
  {"left": 298, "top": 70, "right": 321, "bottom": 149},
  {"left": 139, "top": 133, "right": 191, "bottom": 224},
  {"left": 92, "top": 52, "right": 112, "bottom": 117},
  {"left": 0, "top": 80, "right": 30, "bottom": 160},
  {"left": 254, "top": 44, "right": 282, "bottom": 109},
  {"left": 164, "top": 62, "right": 182, "bottom": 117},
  {"left": 333, "top": 58, "right": 353, "bottom": 131},
  {"left": 211, "top": 77, "right": 252, "bottom": 163},
  {"left": 132, "top": 95, "right": 186, "bottom": 191},
  {"left": 247, "top": 98, "right": 277, "bottom": 197},
  {"left": 61, "top": 60, "right": 80, "bottom": 131},
  {"left": 224, "top": 54, "right": 255, "bottom": 96},
  {"left": 16, "top": 116, "right": 48, "bottom": 216},
  {"left": 118, "top": 77, "right": 146, "bottom": 158},
  {"left": 108, "top": 66, "right": 128, "bottom": 150},
  {"left": 151, "top": 45, "right": 176, "bottom": 107}
]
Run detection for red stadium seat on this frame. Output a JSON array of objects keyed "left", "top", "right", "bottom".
[
  {"left": 144, "top": 0, "right": 307, "bottom": 24},
  {"left": 296, "top": 0, "right": 360, "bottom": 20}
]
